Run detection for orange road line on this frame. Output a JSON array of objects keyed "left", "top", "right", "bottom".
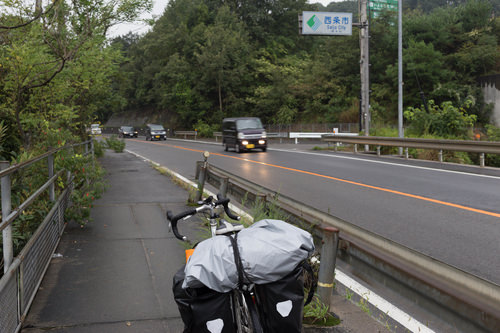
[{"left": 144, "top": 141, "right": 500, "bottom": 218}]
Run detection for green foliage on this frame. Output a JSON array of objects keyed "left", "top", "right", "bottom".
[
  {"left": 250, "top": 195, "right": 290, "bottom": 223},
  {"left": 303, "top": 295, "right": 341, "bottom": 326},
  {"left": 62, "top": 152, "right": 107, "bottom": 226},
  {"left": 109, "top": 0, "right": 499, "bottom": 132},
  {"left": 0, "top": 120, "right": 7, "bottom": 158},
  {"left": 1, "top": 0, "right": 152, "bottom": 151},
  {"left": 105, "top": 135, "right": 126, "bottom": 153},
  {"left": 0, "top": 136, "right": 106, "bottom": 259},
  {"left": 93, "top": 140, "right": 106, "bottom": 158},
  {"left": 404, "top": 99, "right": 477, "bottom": 138},
  {"left": 485, "top": 124, "right": 500, "bottom": 167},
  {"left": 194, "top": 121, "right": 219, "bottom": 138}
]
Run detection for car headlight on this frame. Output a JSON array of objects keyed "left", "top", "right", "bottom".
[
  {"left": 238, "top": 133, "right": 245, "bottom": 139},
  {"left": 262, "top": 131, "right": 267, "bottom": 138}
]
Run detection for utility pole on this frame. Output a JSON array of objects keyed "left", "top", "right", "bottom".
[{"left": 359, "top": 0, "right": 370, "bottom": 151}]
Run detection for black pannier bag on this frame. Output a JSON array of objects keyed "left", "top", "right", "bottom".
[
  {"left": 254, "top": 262, "right": 315, "bottom": 333},
  {"left": 173, "top": 266, "right": 235, "bottom": 333}
]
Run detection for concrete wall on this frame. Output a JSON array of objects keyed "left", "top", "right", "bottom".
[{"left": 478, "top": 74, "right": 500, "bottom": 127}]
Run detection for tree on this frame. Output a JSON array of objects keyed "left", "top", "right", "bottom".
[
  {"left": 195, "top": 6, "right": 251, "bottom": 117},
  {"left": 0, "top": 0, "right": 152, "bottom": 147}
]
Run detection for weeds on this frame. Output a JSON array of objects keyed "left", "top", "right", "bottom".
[
  {"left": 303, "top": 295, "right": 341, "bottom": 326},
  {"left": 358, "top": 296, "right": 371, "bottom": 315},
  {"left": 105, "top": 135, "right": 125, "bottom": 152},
  {"left": 345, "top": 289, "right": 354, "bottom": 300}
]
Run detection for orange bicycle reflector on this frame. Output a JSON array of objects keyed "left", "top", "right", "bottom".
[{"left": 185, "top": 249, "right": 195, "bottom": 263}]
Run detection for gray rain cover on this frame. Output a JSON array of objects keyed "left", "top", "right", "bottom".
[{"left": 182, "top": 219, "right": 315, "bottom": 292}]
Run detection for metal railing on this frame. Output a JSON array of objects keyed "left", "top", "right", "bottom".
[
  {"left": 322, "top": 135, "right": 500, "bottom": 167},
  {"left": 0, "top": 139, "right": 93, "bottom": 333},
  {"left": 196, "top": 161, "right": 500, "bottom": 332},
  {"left": 174, "top": 130, "right": 198, "bottom": 139}
]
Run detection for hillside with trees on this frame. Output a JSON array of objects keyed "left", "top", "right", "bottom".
[
  {"left": 107, "top": 0, "right": 500, "bottom": 135},
  {"left": 1, "top": 0, "right": 500, "bottom": 158}
]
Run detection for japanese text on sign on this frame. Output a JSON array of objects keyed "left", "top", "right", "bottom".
[{"left": 302, "top": 12, "right": 353, "bottom": 36}]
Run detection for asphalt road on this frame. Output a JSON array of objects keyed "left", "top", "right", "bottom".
[{"left": 121, "top": 137, "right": 500, "bottom": 285}]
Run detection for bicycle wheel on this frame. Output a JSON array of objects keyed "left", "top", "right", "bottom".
[{"left": 232, "top": 290, "right": 263, "bottom": 333}]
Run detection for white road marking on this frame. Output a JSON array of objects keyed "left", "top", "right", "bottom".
[
  {"left": 336, "top": 270, "right": 436, "bottom": 333},
  {"left": 270, "top": 147, "right": 500, "bottom": 180},
  {"left": 143, "top": 137, "right": 500, "bottom": 180}
]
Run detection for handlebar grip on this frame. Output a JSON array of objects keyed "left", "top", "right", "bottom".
[
  {"left": 166, "top": 208, "right": 196, "bottom": 240},
  {"left": 215, "top": 196, "right": 240, "bottom": 221}
]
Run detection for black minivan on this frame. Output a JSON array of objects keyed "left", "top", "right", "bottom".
[
  {"left": 145, "top": 124, "right": 167, "bottom": 141},
  {"left": 222, "top": 117, "right": 267, "bottom": 153}
]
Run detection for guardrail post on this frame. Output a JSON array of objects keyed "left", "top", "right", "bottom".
[
  {"left": 197, "top": 164, "right": 207, "bottom": 202},
  {"left": 195, "top": 161, "right": 203, "bottom": 180},
  {"left": 480, "top": 153, "right": 485, "bottom": 167},
  {"left": 354, "top": 144, "right": 358, "bottom": 154},
  {"left": 318, "top": 225, "right": 339, "bottom": 308},
  {"left": 1, "top": 161, "right": 13, "bottom": 273},
  {"left": 196, "top": 152, "right": 210, "bottom": 202},
  {"left": 377, "top": 146, "right": 381, "bottom": 156},
  {"left": 439, "top": 150, "right": 443, "bottom": 163},
  {"left": 47, "top": 149, "right": 55, "bottom": 202},
  {"left": 219, "top": 177, "right": 229, "bottom": 198},
  {"left": 405, "top": 147, "right": 409, "bottom": 160}
]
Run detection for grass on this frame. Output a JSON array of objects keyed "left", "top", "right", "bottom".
[{"left": 303, "top": 295, "right": 341, "bottom": 327}]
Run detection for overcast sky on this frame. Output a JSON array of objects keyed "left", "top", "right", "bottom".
[{"left": 108, "top": 0, "right": 342, "bottom": 38}]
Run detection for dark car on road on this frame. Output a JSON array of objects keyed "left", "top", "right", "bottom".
[
  {"left": 118, "top": 126, "right": 138, "bottom": 138},
  {"left": 146, "top": 124, "right": 167, "bottom": 141},
  {"left": 222, "top": 117, "right": 267, "bottom": 153}
]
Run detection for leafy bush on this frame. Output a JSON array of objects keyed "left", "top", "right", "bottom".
[
  {"left": 485, "top": 124, "right": 500, "bottom": 167},
  {"left": 404, "top": 99, "right": 477, "bottom": 138},
  {"left": 0, "top": 135, "right": 107, "bottom": 259},
  {"left": 105, "top": 135, "right": 126, "bottom": 152},
  {"left": 194, "top": 121, "right": 219, "bottom": 138},
  {"left": 93, "top": 140, "right": 106, "bottom": 158},
  {"left": 61, "top": 152, "right": 107, "bottom": 226}
]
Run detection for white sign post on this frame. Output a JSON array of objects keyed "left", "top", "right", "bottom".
[{"left": 301, "top": 11, "right": 353, "bottom": 36}]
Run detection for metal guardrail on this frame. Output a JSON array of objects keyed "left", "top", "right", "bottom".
[
  {"left": 199, "top": 162, "right": 500, "bottom": 332},
  {"left": 289, "top": 132, "right": 358, "bottom": 144},
  {"left": 322, "top": 135, "right": 500, "bottom": 167},
  {"left": 174, "top": 130, "right": 198, "bottom": 139},
  {"left": 212, "top": 131, "right": 301, "bottom": 144},
  {"left": 0, "top": 139, "right": 92, "bottom": 333}
]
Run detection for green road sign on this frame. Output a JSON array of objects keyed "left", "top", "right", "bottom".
[{"left": 369, "top": 0, "right": 398, "bottom": 17}]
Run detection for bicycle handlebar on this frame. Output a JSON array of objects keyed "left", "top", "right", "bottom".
[
  {"left": 166, "top": 195, "right": 240, "bottom": 241},
  {"left": 167, "top": 208, "right": 197, "bottom": 240},
  {"left": 214, "top": 197, "right": 241, "bottom": 221}
]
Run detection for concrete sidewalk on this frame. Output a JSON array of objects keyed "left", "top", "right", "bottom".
[
  {"left": 21, "top": 149, "right": 391, "bottom": 333},
  {"left": 22, "top": 150, "right": 193, "bottom": 332}
]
